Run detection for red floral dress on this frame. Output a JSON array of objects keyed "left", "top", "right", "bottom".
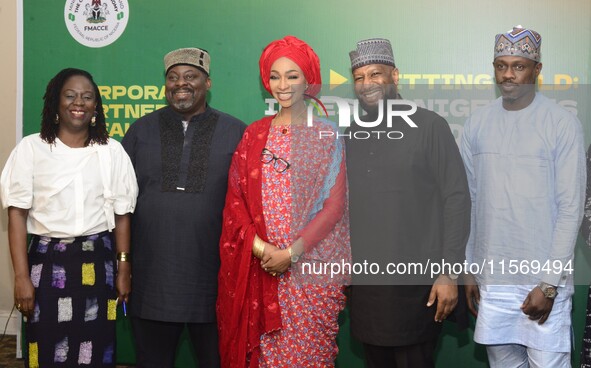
[
  {"left": 217, "top": 116, "right": 350, "bottom": 368},
  {"left": 259, "top": 125, "right": 345, "bottom": 367}
]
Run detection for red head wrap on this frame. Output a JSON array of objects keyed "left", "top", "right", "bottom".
[{"left": 259, "top": 35, "right": 322, "bottom": 97}]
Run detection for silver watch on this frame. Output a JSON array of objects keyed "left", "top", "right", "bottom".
[
  {"left": 537, "top": 282, "right": 558, "bottom": 299},
  {"left": 288, "top": 247, "right": 300, "bottom": 263}
]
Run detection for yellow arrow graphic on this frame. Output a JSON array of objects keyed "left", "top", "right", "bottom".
[{"left": 329, "top": 69, "right": 348, "bottom": 90}]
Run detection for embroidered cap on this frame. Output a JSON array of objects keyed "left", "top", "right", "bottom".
[
  {"left": 494, "top": 26, "right": 541, "bottom": 62},
  {"left": 164, "top": 47, "right": 211, "bottom": 75},
  {"left": 349, "top": 38, "right": 396, "bottom": 70}
]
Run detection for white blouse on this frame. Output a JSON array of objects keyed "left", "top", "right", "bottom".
[{"left": 1, "top": 134, "right": 138, "bottom": 238}]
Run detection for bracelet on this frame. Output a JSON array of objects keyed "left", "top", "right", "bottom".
[
  {"left": 253, "top": 237, "right": 264, "bottom": 259},
  {"left": 252, "top": 236, "right": 265, "bottom": 259},
  {"left": 117, "top": 252, "right": 131, "bottom": 262}
]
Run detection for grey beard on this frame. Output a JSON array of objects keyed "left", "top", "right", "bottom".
[{"left": 171, "top": 100, "right": 194, "bottom": 110}]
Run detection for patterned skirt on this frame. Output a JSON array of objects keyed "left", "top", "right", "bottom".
[
  {"left": 25, "top": 231, "right": 117, "bottom": 367},
  {"left": 259, "top": 279, "right": 345, "bottom": 367}
]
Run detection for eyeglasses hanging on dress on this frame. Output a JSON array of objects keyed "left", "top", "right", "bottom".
[{"left": 261, "top": 148, "right": 290, "bottom": 173}]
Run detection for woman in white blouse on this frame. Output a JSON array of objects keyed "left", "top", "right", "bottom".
[{"left": 0, "top": 68, "right": 138, "bottom": 367}]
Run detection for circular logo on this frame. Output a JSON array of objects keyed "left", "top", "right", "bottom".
[{"left": 64, "top": 0, "right": 129, "bottom": 48}]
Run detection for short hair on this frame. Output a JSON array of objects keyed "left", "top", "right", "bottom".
[{"left": 40, "top": 68, "right": 109, "bottom": 146}]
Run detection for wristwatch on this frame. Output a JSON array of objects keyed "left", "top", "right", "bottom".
[
  {"left": 537, "top": 282, "right": 558, "bottom": 299},
  {"left": 288, "top": 247, "right": 300, "bottom": 264},
  {"left": 443, "top": 273, "right": 459, "bottom": 281}
]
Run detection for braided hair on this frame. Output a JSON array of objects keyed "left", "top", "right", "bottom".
[{"left": 40, "top": 68, "right": 108, "bottom": 146}]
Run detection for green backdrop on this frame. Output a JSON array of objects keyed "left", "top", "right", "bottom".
[{"left": 23, "top": 0, "right": 591, "bottom": 366}]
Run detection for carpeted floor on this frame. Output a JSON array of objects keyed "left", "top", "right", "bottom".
[{"left": 0, "top": 335, "right": 22, "bottom": 368}]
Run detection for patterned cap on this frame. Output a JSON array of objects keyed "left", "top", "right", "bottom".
[
  {"left": 494, "top": 26, "right": 541, "bottom": 62},
  {"left": 349, "top": 38, "right": 396, "bottom": 70},
  {"left": 164, "top": 47, "right": 210, "bottom": 75}
]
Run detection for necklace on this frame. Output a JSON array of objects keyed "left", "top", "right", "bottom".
[{"left": 273, "top": 105, "right": 307, "bottom": 130}]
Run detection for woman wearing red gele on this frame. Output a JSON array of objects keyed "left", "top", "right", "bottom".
[{"left": 217, "top": 36, "right": 351, "bottom": 367}]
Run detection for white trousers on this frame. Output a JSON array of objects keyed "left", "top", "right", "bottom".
[{"left": 486, "top": 344, "right": 570, "bottom": 368}]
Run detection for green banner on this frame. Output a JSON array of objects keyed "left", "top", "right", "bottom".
[
  {"left": 23, "top": 1, "right": 591, "bottom": 366},
  {"left": 24, "top": 1, "right": 590, "bottom": 139}
]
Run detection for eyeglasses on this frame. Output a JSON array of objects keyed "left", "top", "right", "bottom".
[{"left": 261, "top": 148, "right": 290, "bottom": 173}]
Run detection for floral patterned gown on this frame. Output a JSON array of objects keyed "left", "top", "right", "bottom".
[{"left": 258, "top": 125, "right": 346, "bottom": 367}]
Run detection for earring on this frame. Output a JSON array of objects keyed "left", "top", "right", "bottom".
[
  {"left": 90, "top": 112, "right": 97, "bottom": 127},
  {"left": 55, "top": 114, "right": 60, "bottom": 124}
]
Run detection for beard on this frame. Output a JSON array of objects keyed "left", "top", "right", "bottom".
[
  {"left": 357, "top": 84, "right": 398, "bottom": 116},
  {"left": 166, "top": 88, "right": 197, "bottom": 112},
  {"left": 498, "top": 83, "right": 536, "bottom": 102},
  {"left": 170, "top": 99, "right": 195, "bottom": 111}
]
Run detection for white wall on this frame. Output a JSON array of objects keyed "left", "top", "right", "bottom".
[{"left": 0, "top": 0, "right": 20, "bottom": 336}]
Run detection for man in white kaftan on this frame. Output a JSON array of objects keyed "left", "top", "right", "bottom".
[{"left": 461, "top": 26, "right": 586, "bottom": 368}]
